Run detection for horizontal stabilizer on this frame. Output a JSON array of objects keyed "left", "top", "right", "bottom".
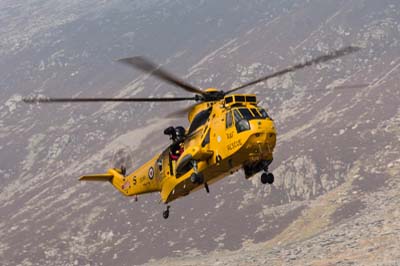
[{"left": 79, "top": 174, "right": 113, "bottom": 182}]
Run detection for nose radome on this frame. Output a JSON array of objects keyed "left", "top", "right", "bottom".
[
  {"left": 264, "top": 121, "right": 277, "bottom": 143},
  {"left": 265, "top": 120, "right": 276, "bottom": 133}
]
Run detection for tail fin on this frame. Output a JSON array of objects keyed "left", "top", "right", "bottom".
[{"left": 79, "top": 168, "right": 131, "bottom": 196}]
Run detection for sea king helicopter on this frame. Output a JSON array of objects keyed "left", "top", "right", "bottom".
[{"left": 24, "top": 46, "right": 359, "bottom": 219}]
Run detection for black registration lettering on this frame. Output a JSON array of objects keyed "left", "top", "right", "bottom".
[{"left": 227, "top": 140, "right": 242, "bottom": 151}]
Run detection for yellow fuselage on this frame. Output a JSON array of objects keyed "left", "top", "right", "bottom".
[{"left": 81, "top": 94, "right": 276, "bottom": 204}]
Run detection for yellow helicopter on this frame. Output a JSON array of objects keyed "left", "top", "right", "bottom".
[{"left": 24, "top": 46, "right": 359, "bottom": 219}]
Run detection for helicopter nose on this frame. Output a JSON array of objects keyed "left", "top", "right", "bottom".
[
  {"left": 247, "top": 119, "right": 276, "bottom": 159},
  {"left": 263, "top": 119, "right": 276, "bottom": 134},
  {"left": 261, "top": 119, "right": 276, "bottom": 147},
  {"left": 265, "top": 130, "right": 276, "bottom": 144}
]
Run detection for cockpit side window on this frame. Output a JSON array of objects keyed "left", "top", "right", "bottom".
[
  {"left": 226, "top": 111, "right": 233, "bottom": 128},
  {"left": 233, "top": 109, "right": 242, "bottom": 123},
  {"left": 258, "top": 108, "right": 269, "bottom": 119},
  {"left": 233, "top": 109, "right": 250, "bottom": 133},
  {"left": 188, "top": 108, "right": 212, "bottom": 134}
]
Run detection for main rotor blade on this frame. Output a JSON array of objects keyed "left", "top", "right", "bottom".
[
  {"left": 331, "top": 83, "right": 369, "bottom": 90},
  {"left": 118, "top": 56, "right": 205, "bottom": 95},
  {"left": 167, "top": 103, "right": 198, "bottom": 117},
  {"left": 23, "top": 96, "right": 196, "bottom": 103},
  {"left": 226, "top": 46, "right": 361, "bottom": 94},
  {"left": 266, "top": 83, "right": 370, "bottom": 94}
]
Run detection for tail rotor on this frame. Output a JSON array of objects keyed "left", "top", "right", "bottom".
[{"left": 110, "top": 146, "right": 134, "bottom": 176}]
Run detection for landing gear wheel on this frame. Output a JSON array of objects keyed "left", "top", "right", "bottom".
[
  {"left": 163, "top": 206, "right": 170, "bottom": 219},
  {"left": 163, "top": 210, "right": 169, "bottom": 219},
  {"left": 190, "top": 173, "right": 204, "bottom": 184},
  {"left": 261, "top": 172, "right": 274, "bottom": 184}
]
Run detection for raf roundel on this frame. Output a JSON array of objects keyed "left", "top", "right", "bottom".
[{"left": 148, "top": 167, "right": 154, "bottom": 180}]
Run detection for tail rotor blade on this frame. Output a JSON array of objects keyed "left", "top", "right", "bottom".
[{"left": 111, "top": 146, "right": 134, "bottom": 172}]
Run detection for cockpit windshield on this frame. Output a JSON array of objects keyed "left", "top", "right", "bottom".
[
  {"left": 238, "top": 108, "right": 254, "bottom": 120},
  {"left": 232, "top": 107, "right": 270, "bottom": 120},
  {"left": 250, "top": 108, "right": 262, "bottom": 118},
  {"left": 227, "top": 107, "right": 271, "bottom": 133}
]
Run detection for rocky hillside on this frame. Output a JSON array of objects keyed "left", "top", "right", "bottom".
[{"left": 1, "top": 0, "right": 399, "bottom": 265}]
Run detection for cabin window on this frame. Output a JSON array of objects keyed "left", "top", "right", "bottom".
[
  {"left": 226, "top": 111, "right": 233, "bottom": 128},
  {"left": 201, "top": 129, "right": 210, "bottom": 147},
  {"left": 188, "top": 108, "right": 212, "bottom": 134},
  {"left": 235, "top": 95, "right": 245, "bottom": 102},
  {"left": 225, "top": 96, "right": 233, "bottom": 104},
  {"left": 246, "top": 95, "right": 257, "bottom": 103},
  {"left": 157, "top": 157, "right": 163, "bottom": 171}
]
